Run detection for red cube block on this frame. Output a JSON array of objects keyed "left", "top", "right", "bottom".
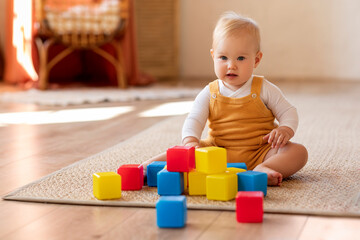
[
  {"left": 236, "top": 191, "right": 264, "bottom": 223},
  {"left": 167, "top": 146, "right": 195, "bottom": 172},
  {"left": 117, "top": 164, "right": 144, "bottom": 190}
]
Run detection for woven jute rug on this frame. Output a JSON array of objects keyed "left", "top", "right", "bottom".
[
  {"left": 3, "top": 87, "right": 360, "bottom": 217},
  {"left": 0, "top": 85, "right": 200, "bottom": 106}
]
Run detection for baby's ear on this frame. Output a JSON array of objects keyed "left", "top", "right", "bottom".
[
  {"left": 210, "top": 49, "right": 214, "bottom": 59},
  {"left": 254, "top": 51, "right": 263, "bottom": 68}
]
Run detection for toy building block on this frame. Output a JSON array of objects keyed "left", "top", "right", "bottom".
[
  {"left": 117, "top": 164, "right": 144, "bottom": 190},
  {"left": 157, "top": 169, "right": 184, "bottom": 195},
  {"left": 147, "top": 161, "right": 167, "bottom": 187},
  {"left": 188, "top": 170, "right": 207, "bottom": 196},
  {"left": 206, "top": 173, "right": 238, "bottom": 201},
  {"left": 227, "top": 162, "right": 247, "bottom": 170},
  {"left": 226, "top": 167, "right": 246, "bottom": 174},
  {"left": 156, "top": 195, "right": 187, "bottom": 228},
  {"left": 167, "top": 146, "right": 195, "bottom": 172},
  {"left": 195, "top": 147, "right": 227, "bottom": 174},
  {"left": 237, "top": 171, "right": 268, "bottom": 196},
  {"left": 93, "top": 172, "right": 122, "bottom": 200},
  {"left": 236, "top": 191, "right": 264, "bottom": 223}
]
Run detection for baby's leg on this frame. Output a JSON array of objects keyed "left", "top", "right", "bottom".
[
  {"left": 141, "top": 152, "right": 166, "bottom": 174},
  {"left": 254, "top": 142, "right": 308, "bottom": 186}
]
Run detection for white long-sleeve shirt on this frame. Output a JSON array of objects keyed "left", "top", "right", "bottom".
[{"left": 182, "top": 76, "right": 298, "bottom": 141}]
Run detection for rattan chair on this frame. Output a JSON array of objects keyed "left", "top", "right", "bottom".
[{"left": 34, "top": 0, "right": 129, "bottom": 89}]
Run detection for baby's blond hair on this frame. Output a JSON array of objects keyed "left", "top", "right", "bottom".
[{"left": 213, "top": 11, "right": 261, "bottom": 52}]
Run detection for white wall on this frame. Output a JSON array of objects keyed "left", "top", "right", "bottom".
[{"left": 180, "top": 0, "right": 360, "bottom": 81}]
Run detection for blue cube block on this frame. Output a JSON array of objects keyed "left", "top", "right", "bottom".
[
  {"left": 147, "top": 161, "right": 167, "bottom": 187},
  {"left": 227, "top": 162, "right": 247, "bottom": 170},
  {"left": 157, "top": 169, "right": 184, "bottom": 195},
  {"left": 156, "top": 196, "right": 187, "bottom": 228},
  {"left": 237, "top": 171, "right": 268, "bottom": 196}
]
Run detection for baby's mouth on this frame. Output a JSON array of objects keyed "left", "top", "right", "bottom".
[{"left": 226, "top": 73, "right": 238, "bottom": 77}]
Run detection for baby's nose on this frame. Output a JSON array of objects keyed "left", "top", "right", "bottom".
[{"left": 228, "top": 61, "right": 237, "bottom": 69}]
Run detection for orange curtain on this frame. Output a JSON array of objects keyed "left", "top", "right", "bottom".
[
  {"left": 3, "top": 0, "right": 154, "bottom": 87},
  {"left": 4, "top": 0, "right": 37, "bottom": 84}
]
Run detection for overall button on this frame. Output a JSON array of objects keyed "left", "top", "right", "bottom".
[
  {"left": 252, "top": 93, "right": 257, "bottom": 98},
  {"left": 212, "top": 94, "right": 217, "bottom": 99}
]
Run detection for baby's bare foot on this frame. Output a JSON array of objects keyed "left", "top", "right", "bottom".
[{"left": 253, "top": 165, "right": 283, "bottom": 186}]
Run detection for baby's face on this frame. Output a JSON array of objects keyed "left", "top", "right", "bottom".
[{"left": 211, "top": 32, "right": 262, "bottom": 90}]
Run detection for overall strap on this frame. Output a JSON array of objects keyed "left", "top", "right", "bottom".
[
  {"left": 250, "top": 75, "right": 264, "bottom": 96},
  {"left": 209, "top": 80, "right": 219, "bottom": 95}
]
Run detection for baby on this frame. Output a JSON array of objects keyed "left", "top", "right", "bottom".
[{"left": 144, "top": 12, "right": 308, "bottom": 186}]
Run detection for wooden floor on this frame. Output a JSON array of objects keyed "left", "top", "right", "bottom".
[{"left": 0, "top": 79, "right": 359, "bottom": 240}]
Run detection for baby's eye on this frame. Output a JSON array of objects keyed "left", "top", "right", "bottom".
[
  {"left": 237, "top": 56, "right": 245, "bottom": 61},
  {"left": 220, "top": 56, "right": 228, "bottom": 60}
]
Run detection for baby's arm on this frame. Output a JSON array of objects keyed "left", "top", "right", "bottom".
[
  {"left": 262, "top": 80, "right": 299, "bottom": 149},
  {"left": 181, "top": 86, "right": 210, "bottom": 146}
]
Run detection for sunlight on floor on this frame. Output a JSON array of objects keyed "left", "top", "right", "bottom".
[
  {"left": 139, "top": 101, "right": 193, "bottom": 117},
  {"left": 0, "top": 106, "right": 134, "bottom": 126}
]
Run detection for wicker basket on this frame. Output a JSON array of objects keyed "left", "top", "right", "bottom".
[{"left": 40, "top": 0, "right": 128, "bottom": 47}]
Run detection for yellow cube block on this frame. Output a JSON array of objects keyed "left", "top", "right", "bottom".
[
  {"left": 206, "top": 173, "right": 238, "bottom": 201},
  {"left": 226, "top": 167, "right": 246, "bottom": 174},
  {"left": 195, "top": 147, "right": 227, "bottom": 174},
  {"left": 93, "top": 172, "right": 122, "bottom": 200},
  {"left": 188, "top": 170, "right": 207, "bottom": 195}
]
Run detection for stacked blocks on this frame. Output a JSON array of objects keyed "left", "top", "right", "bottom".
[
  {"left": 237, "top": 171, "right": 268, "bottom": 196},
  {"left": 167, "top": 146, "right": 195, "bottom": 172},
  {"left": 157, "top": 169, "right": 184, "bottom": 195},
  {"left": 117, "top": 164, "right": 144, "bottom": 190},
  {"left": 227, "top": 162, "right": 247, "bottom": 170},
  {"left": 93, "top": 172, "right": 122, "bottom": 200},
  {"left": 236, "top": 191, "right": 264, "bottom": 223},
  {"left": 206, "top": 173, "right": 238, "bottom": 201},
  {"left": 195, "top": 147, "right": 227, "bottom": 174},
  {"left": 188, "top": 170, "right": 207, "bottom": 196},
  {"left": 156, "top": 195, "right": 187, "bottom": 228},
  {"left": 147, "top": 161, "right": 167, "bottom": 187},
  {"left": 92, "top": 145, "right": 269, "bottom": 226}
]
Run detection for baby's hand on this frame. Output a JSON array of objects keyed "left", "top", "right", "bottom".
[
  {"left": 182, "top": 136, "right": 200, "bottom": 148},
  {"left": 184, "top": 141, "right": 200, "bottom": 148},
  {"left": 263, "top": 126, "right": 294, "bottom": 149}
]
